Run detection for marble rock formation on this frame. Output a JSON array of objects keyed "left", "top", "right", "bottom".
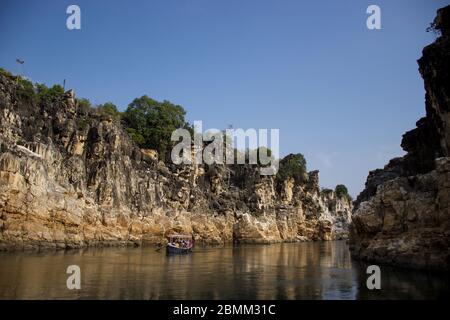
[
  {"left": 350, "top": 6, "right": 450, "bottom": 271},
  {"left": 0, "top": 74, "right": 352, "bottom": 251}
]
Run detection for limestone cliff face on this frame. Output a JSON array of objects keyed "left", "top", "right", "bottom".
[
  {"left": 350, "top": 6, "right": 450, "bottom": 271},
  {"left": 0, "top": 73, "right": 352, "bottom": 251}
]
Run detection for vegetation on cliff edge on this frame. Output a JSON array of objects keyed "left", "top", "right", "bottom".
[
  {"left": 276, "top": 153, "right": 307, "bottom": 184},
  {"left": 123, "top": 95, "right": 192, "bottom": 161},
  {"left": 335, "top": 184, "right": 352, "bottom": 201}
]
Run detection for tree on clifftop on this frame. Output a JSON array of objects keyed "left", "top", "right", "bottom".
[
  {"left": 123, "top": 95, "right": 191, "bottom": 161},
  {"left": 96, "top": 102, "right": 121, "bottom": 119},
  {"left": 276, "top": 153, "right": 307, "bottom": 184},
  {"left": 335, "top": 184, "right": 352, "bottom": 201}
]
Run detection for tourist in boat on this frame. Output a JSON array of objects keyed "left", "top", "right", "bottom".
[{"left": 166, "top": 234, "right": 194, "bottom": 254}]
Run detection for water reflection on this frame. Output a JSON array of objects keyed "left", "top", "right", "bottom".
[{"left": 0, "top": 241, "right": 448, "bottom": 299}]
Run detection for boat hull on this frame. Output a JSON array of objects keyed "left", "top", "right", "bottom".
[{"left": 166, "top": 244, "right": 192, "bottom": 254}]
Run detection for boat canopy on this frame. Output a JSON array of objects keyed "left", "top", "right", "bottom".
[{"left": 167, "top": 234, "right": 192, "bottom": 240}]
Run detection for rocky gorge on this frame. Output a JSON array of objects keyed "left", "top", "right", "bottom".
[
  {"left": 350, "top": 6, "right": 450, "bottom": 271},
  {"left": 0, "top": 70, "right": 352, "bottom": 251}
]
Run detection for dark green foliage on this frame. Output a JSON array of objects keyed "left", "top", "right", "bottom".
[
  {"left": 36, "top": 84, "right": 64, "bottom": 105},
  {"left": 77, "top": 98, "right": 92, "bottom": 115},
  {"left": 0, "top": 68, "right": 65, "bottom": 106},
  {"left": 16, "top": 77, "right": 36, "bottom": 103},
  {"left": 335, "top": 184, "right": 352, "bottom": 201},
  {"left": 76, "top": 118, "right": 90, "bottom": 131},
  {"left": 0, "top": 68, "right": 36, "bottom": 104},
  {"left": 0, "top": 67, "right": 13, "bottom": 78},
  {"left": 321, "top": 188, "right": 333, "bottom": 195},
  {"left": 123, "top": 95, "right": 190, "bottom": 160},
  {"left": 126, "top": 128, "right": 145, "bottom": 146},
  {"left": 276, "top": 153, "right": 307, "bottom": 183},
  {"left": 97, "top": 102, "right": 121, "bottom": 119}
]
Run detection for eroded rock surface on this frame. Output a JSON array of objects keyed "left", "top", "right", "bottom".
[
  {"left": 350, "top": 6, "right": 450, "bottom": 271},
  {"left": 0, "top": 75, "right": 352, "bottom": 251}
]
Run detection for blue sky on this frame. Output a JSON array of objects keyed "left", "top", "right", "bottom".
[{"left": 0, "top": 0, "right": 448, "bottom": 196}]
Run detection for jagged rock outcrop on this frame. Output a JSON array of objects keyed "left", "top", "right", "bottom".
[
  {"left": 350, "top": 6, "right": 450, "bottom": 271},
  {"left": 0, "top": 71, "right": 352, "bottom": 251}
]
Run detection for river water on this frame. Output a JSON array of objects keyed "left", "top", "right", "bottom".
[{"left": 0, "top": 241, "right": 448, "bottom": 299}]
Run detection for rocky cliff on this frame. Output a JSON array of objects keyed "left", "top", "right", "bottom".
[
  {"left": 350, "top": 6, "right": 450, "bottom": 271},
  {"left": 0, "top": 72, "right": 352, "bottom": 251}
]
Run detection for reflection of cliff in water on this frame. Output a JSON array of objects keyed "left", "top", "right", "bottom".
[
  {"left": 231, "top": 241, "right": 355, "bottom": 299},
  {"left": 0, "top": 242, "right": 448, "bottom": 299}
]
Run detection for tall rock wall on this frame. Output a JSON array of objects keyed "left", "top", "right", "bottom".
[
  {"left": 0, "top": 71, "right": 352, "bottom": 250},
  {"left": 350, "top": 6, "right": 450, "bottom": 271}
]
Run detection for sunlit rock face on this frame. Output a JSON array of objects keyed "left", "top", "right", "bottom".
[
  {"left": 0, "top": 76, "right": 352, "bottom": 251},
  {"left": 350, "top": 6, "right": 450, "bottom": 271}
]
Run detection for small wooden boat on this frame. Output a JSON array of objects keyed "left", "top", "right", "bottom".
[{"left": 166, "top": 234, "right": 194, "bottom": 254}]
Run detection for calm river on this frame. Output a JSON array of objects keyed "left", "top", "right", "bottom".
[{"left": 0, "top": 241, "right": 448, "bottom": 299}]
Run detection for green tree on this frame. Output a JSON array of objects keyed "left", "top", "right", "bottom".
[
  {"left": 123, "top": 95, "right": 190, "bottom": 160},
  {"left": 0, "top": 68, "right": 64, "bottom": 106},
  {"left": 77, "top": 98, "right": 92, "bottom": 115},
  {"left": 335, "top": 184, "right": 351, "bottom": 200},
  {"left": 36, "top": 84, "right": 64, "bottom": 105},
  {"left": 16, "top": 77, "right": 36, "bottom": 103},
  {"left": 321, "top": 188, "right": 333, "bottom": 194},
  {"left": 0, "top": 67, "right": 13, "bottom": 78},
  {"left": 126, "top": 128, "right": 145, "bottom": 145},
  {"left": 97, "top": 102, "right": 121, "bottom": 119},
  {"left": 276, "top": 153, "right": 307, "bottom": 183}
]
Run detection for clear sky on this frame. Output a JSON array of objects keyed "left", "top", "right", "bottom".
[{"left": 0, "top": 0, "right": 448, "bottom": 197}]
